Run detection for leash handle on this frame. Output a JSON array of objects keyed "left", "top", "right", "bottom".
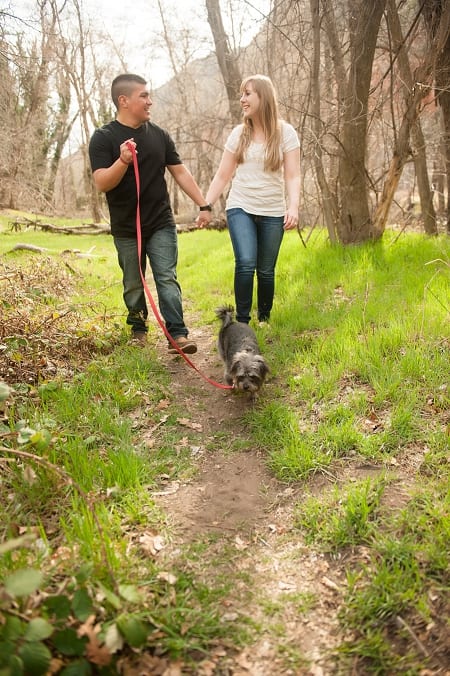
[{"left": 125, "top": 141, "right": 233, "bottom": 390}]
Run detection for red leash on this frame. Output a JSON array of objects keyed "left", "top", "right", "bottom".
[{"left": 126, "top": 142, "right": 233, "bottom": 390}]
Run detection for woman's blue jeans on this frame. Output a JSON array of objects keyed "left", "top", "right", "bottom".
[
  {"left": 113, "top": 225, "right": 187, "bottom": 339},
  {"left": 226, "top": 208, "right": 284, "bottom": 324}
]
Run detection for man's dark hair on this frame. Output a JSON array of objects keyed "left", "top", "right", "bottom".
[{"left": 111, "top": 74, "right": 146, "bottom": 108}]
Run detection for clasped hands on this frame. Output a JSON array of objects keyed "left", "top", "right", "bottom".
[{"left": 196, "top": 210, "right": 212, "bottom": 228}]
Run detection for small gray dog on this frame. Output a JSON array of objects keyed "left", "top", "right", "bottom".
[{"left": 215, "top": 305, "right": 269, "bottom": 396}]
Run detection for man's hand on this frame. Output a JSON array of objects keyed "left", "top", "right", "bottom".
[
  {"left": 120, "top": 138, "right": 136, "bottom": 165},
  {"left": 196, "top": 211, "right": 213, "bottom": 228}
]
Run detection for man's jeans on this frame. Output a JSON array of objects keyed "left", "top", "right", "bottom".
[
  {"left": 114, "top": 225, "right": 187, "bottom": 338},
  {"left": 226, "top": 208, "right": 284, "bottom": 324}
]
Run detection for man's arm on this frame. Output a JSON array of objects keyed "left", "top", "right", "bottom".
[
  {"left": 91, "top": 138, "right": 136, "bottom": 193},
  {"left": 167, "top": 164, "right": 210, "bottom": 208}
]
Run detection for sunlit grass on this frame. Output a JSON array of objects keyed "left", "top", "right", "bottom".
[
  {"left": 1, "top": 213, "right": 449, "bottom": 671},
  {"left": 294, "top": 476, "right": 388, "bottom": 549}
]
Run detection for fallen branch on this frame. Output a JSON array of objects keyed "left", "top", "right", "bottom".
[
  {"left": 176, "top": 217, "right": 227, "bottom": 233},
  {"left": 8, "top": 216, "right": 110, "bottom": 235},
  {"left": 394, "top": 614, "right": 446, "bottom": 669},
  {"left": 9, "top": 243, "right": 101, "bottom": 257},
  {"left": 11, "top": 243, "right": 50, "bottom": 253}
]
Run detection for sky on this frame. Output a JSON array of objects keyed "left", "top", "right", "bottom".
[{"left": 84, "top": 0, "right": 271, "bottom": 88}]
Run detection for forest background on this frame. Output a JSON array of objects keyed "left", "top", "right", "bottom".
[
  {"left": 2, "top": 0, "right": 450, "bottom": 243},
  {"left": 1, "top": 1, "right": 449, "bottom": 674}
]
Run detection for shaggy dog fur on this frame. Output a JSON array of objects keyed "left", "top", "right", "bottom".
[{"left": 215, "top": 305, "right": 269, "bottom": 396}]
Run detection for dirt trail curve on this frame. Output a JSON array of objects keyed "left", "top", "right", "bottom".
[{"left": 151, "top": 321, "right": 345, "bottom": 676}]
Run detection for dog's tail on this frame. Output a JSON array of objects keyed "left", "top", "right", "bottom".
[{"left": 215, "top": 304, "right": 235, "bottom": 328}]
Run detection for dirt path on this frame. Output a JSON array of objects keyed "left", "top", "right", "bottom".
[{"left": 151, "top": 322, "right": 345, "bottom": 675}]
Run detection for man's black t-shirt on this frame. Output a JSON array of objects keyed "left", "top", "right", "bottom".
[{"left": 88, "top": 120, "right": 182, "bottom": 238}]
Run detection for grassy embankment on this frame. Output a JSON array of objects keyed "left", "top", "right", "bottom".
[{"left": 0, "top": 211, "right": 448, "bottom": 673}]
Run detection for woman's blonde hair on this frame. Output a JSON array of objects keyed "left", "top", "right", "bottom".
[{"left": 235, "top": 74, "right": 282, "bottom": 172}]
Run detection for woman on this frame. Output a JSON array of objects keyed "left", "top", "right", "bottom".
[{"left": 199, "top": 74, "right": 300, "bottom": 324}]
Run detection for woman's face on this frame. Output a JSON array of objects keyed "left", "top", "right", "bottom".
[{"left": 240, "top": 82, "right": 261, "bottom": 120}]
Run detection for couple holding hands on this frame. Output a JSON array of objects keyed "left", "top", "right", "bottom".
[{"left": 88, "top": 72, "right": 300, "bottom": 353}]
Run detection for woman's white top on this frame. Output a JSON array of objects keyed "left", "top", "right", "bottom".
[{"left": 224, "top": 120, "right": 300, "bottom": 217}]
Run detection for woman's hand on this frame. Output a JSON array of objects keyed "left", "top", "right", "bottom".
[
  {"left": 283, "top": 207, "right": 299, "bottom": 230},
  {"left": 196, "top": 211, "right": 212, "bottom": 228}
]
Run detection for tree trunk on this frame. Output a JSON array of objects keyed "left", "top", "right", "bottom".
[
  {"left": 310, "top": 0, "right": 338, "bottom": 242},
  {"left": 422, "top": 0, "right": 450, "bottom": 234},
  {"left": 68, "top": 0, "right": 102, "bottom": 223},
  {"left": 411, "top": 121, "right": 437, "bottom": 234},
  {"left": 384, "top": 0, "right": 437, "bottom": 235},
  {"left": 205, "top": 0, "right": 242, "bottom": 125},
  {"left": 440, "top": 97, "right": 450, "bottom": 233},
  {"left": 373, "top": 123, "right": 417, "bottom": 231},
  {"left": 338, "top": 0, "right": 387, "bottom": 244}
]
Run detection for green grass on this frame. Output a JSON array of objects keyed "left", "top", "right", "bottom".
[
  {"left": 294, "top": 476, "right": 389, "bottom": 549},
  {"left": 1, "top": 212, "right": 449, "bottom": 673},
  {"left": 337, "top": 479, "right": 449, "bottom": 673}
]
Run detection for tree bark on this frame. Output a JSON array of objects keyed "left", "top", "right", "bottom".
[
  {"left": 57, "top": 0, "right": 103, "bottom": 223},
  {"left": 384, "top": 0, "right": 437, "bottom": 235},
  {"left": 373, "top": 0, "right": 450, "bottom": 234},
  {"left": 338, "top": 0, "right": 387, "bottom": 244},
  {"left": 439, "top": 96, "right": 450, "bottom": 233},
  {"left": 372, "top": 81, "right": 431, "bottom": 232},
  {"left": 310, "top": 0, "right": 338, "bottom": 242},
  {"left": 422, "top": 0, "right": 450, "bottom": 233},
  {"left": 205, "top": 0, "right": 242, "bottom": 125}
]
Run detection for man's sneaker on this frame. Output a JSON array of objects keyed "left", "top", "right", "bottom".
[
  {"left": 129, "top": 331, "right": 147, "bottom": 346},
  {"left": 168, "top": 336, "right": 197, "bottom": 354}
]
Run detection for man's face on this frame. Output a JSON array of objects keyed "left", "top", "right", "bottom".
[{"left": 121, "top": 84, "right": 152, "bottom": 123}]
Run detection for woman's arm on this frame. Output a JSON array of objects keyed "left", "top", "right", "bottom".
[
  {"left": 283, "top": 147, "right": 301, "bottom": 230},
  {"left": 205, "top": 149, "right": 237, "bottom": 205}
]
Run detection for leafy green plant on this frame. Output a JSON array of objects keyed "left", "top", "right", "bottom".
[
  {"left": 1, "top": 554, "right": 151, "bottom": 675},
  {"left": 1, "top": 385, "right": 138, "bottom": 673}
]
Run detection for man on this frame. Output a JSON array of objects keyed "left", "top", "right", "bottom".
[{"left": 88, "top": 73, "right": 213, "bottom": 352}]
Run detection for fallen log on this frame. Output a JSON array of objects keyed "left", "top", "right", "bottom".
[
  {"left": 11, "top": 243, "right": 49, "bottom": 253},
  {"left": 10, "top": 244, "right": 101, "bottom": 257},
  {"left": 8, "top": 217, "right": 110, "bottom": 235},
  {"left": 176, "top": 217, "right": 227, "bottom": 233}
]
